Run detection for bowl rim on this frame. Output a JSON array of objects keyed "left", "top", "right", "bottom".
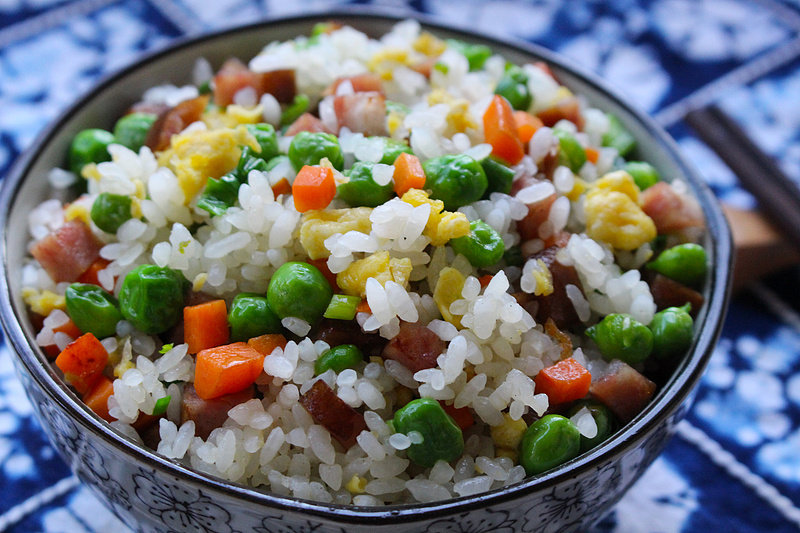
[{"left": 0, "top": 6, "right": 733, "bottom": 524}]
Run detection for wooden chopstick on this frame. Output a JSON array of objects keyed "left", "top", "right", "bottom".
[{"left": 685, "top": 104, "right": 800, "bottom": 250}]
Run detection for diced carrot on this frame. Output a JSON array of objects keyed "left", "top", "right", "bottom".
[
  {"left": 194, "top": 342, "right": 265, "bottom": 400},
  {"left": 585, "top": 147, "right": 599, "bottom": 164},
  {"left": 76, "top": 258, "right": 111, "bottom": 286},
  {"left": 533, "top": 357, "right": 591, "bottom": 405},
  {"left": 83, "top": 375, "right": 115, "bottom": 422},
  {"left": 513, "top": 111, "right": 543, "bottom": 144},
  {"left": 356, "top": 299, "right": 371, "bottom": 314},
  {"left": 441, "top": 401, "right": 474, "bottom": 431},
  {"left": 478, "top": 274, "right": 494, "bottom": 287},
  {"left": 536, "top": 96, "right": 584, "bottom": 130},
  {"left": 308, "top": 258, "right": 338, "bottom": 291},
  {"left": 483, "top": 95, "right": 524, "bottom": 166},
  {"left": 43, "top": 319, "right": 84, "bottom": 358},
  {"left": 392, "top": 152, "right": 426, "bottom": 196},
  {"left": 271, "top": 177, "right": 292, "bottom": 198},
  {"left": 248, "top": 333, "right": 288, "bottom": 356},
  {"left": 55, "top": 333, "right": 109, "bottom": 394},
  {"left": 184, "top": 299, "right": 230, "bottom": 354},
  {"left": 292, "top": 165, "right": 336, "bottom": 212}
]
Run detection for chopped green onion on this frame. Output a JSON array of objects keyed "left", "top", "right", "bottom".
[
  {"left": 323, "top": 294, "right": 361, "bottom": 320},
  {"left": 153, "top": 395, "right": 172, "bottom": 416},
  {"left": 159, "top": 343, "right": 174, "bottom": 355}
]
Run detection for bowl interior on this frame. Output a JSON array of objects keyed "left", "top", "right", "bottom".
[{"left": 0, "top": 10, "right": 733, "bottom": 521}]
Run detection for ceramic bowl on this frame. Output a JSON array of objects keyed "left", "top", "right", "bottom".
[{"left": 0, "top": 10, "right": 732, "bottom": 533}]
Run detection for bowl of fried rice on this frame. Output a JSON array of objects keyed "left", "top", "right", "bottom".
[{"left": 0, "top": 10, "right": 732, "bottom": 533}]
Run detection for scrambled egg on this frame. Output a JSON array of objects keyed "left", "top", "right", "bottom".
[
  {"left": 400, "top": 189, "right": 469, "bottom": 245},
  {"left": 433, "top": 267, "right": 465, "bottom": 328},
  {"left": 22, "top": 288, "right": 65, "bottom": 316},
  {"left": 585, "top": 170, "right": 656, "bottom": 251},
  {"left": 367, "top": 48, "right": 411, "bottom": 80},
  {"left": 427, "top": 89, "right": 478, "bottom": 136},
  {"left": 299, "top": 207, "right": 373, "bottom": 260},
  {"left": 346, "top": 475, "right": 367, "bottom": 494},
  {"left": 202, "top": 104, "right": 264, "bottom": 129},
  {"left": 337, "top": 251, "right": 412, "bottom": 297},
  {"left": 412, "top": 32, "right": 447, "bottom": 57},
  {"left": 528, "top": 259, "right": 554, "bottom": 296},
  {"left": 158, "top": 125, "right": 259, "bottom": 202},
  {"left": 491, "top": 413, "right": 528, "bottom": 448}
]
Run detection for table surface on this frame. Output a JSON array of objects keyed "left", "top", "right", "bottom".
[{"left": 1, "top": 0, "right": 800, "bottom": 531}]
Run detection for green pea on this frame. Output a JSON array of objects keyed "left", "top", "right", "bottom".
[
  {"left": 311, "top": 21, "right": 337, "bottom": 37},
  {"left": 624, "top": 161, "right": 660, "bottom": 191},
  {"left": 586, "top": 313, "right": 653, "bottom": 364},
  {"left": 602, "top": 113, "right": 636, "bottom": 157},
  {"left": 315, "top": 344, "right": 364, "bottom": 375},
  {"left": 280, "top": 94, "right": 311, "bottom": 127},
  {"left": 267, "top": 262, "right": 333, "bottom": 325},
  {"left": 65, "top": 283, "right": 123, "bottom": 339},
  {"left": 450, "top": 220, "right": 505, "bottom": 268},
  {"left": 119, "top": 265, "right": 185, "bottom": 334},
  {"left": 554, "top": 129, "right": 587, "bottom": 173},
  {"left": 288, "top": 131, "right": 344, "bottom": 171},
  {"left": 494, "top": 66, "right": 532, "bottom": 111},
  {"left": 337, "top": 162, "right": 394, "bottom": 208},
  {"left": 519, "top": 414, "right": 581, "bottom": 475},
  {"left": 446, "top": 39, "right": 492, "bottom": 71},
  {"left": 393, "top": 398, "right": 464, "bottom": 468},
  {"left": 69, "top": 128, "right": 115, "bottom": 176},
  {"left": 112, "top": 113, "right": 156, "bottom": 152},
  {"left": 649, "top": 304, "right": 694, "bottom": 360},
  {"left": 647, "top": 243, "right": 707, "bottom": 287},
  {"left": 423, "top": 154, "right": 488, "bottom": 211},
  {"left": 228, "top": 293, "right": 281, "bottom": 342},
  {"left": 246, "top": 123, "right": 280, "bottom": 162},
  {"left": 90, "top": 192, "right": 132, "bottom": 234},
  {"left": 480, "top": 156, "right": 515, "bottom": 197},
  {"left": 567, "top": 400, "right": 616, "bottom": 452},
  {"left": 374, "top": 137, "right": 413, "bottom": 165}
]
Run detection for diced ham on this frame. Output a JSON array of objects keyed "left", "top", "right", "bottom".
[
  {"left": 180, "top": 384, "right": 255, "bottom": 440},
  {"left": 312, "top": 319, "right": 386, "bottom": 357},
  {"left": 31, "top": 219, "right": 102, "bottom": 283},
  {"left": 514, "top": 180, "right": 557, "bottom": 242},
  {"left": 590, "top": 360, "right": 656, "bottom": 423},
  {"left": 640, "top": 182, "right": 705, "bottom": 234},
  {"left": 524, "top": 245, "right": 585, "bottom": 329},
  {"left": 333, "top": 92, "right": 387, "bottom": 136},
  {"left": 324, "top": 73, "right": 384, "bottom": 96},
  {"left": 144, "top": 94, "right": 209, "bottom": 152},
  {"left": 285, "top": 113, "right": 330, "bottom": 136},
  {"left": 299, "top": 380, "right": 366, "bottom": 448},
  {"left": 536, "top": 95, "right": 584, "bottom": 130},
  {"left": 410, "top": 57, "right": 438, "bottom": 78},
  {"left": 258, "top": 69, "right": 296, "bottom": 104},
  {"left": 213, "top": 58, "right": 296, "bottom": 107},
  {"left": 648, "top": 273, "right": 705, "bottom": 316},
  {"left": 381, "top": 321, "right": 445, "bottom": 373}
]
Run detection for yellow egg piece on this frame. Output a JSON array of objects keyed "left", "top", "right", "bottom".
[
  {"left": 299, "top": 207, "right": 373, "bottom": 260},
  {"left": 412, "top": 31, "right": 446, "bottom": 57},
  {"left": 590, "top": 170, "right": 641, "bottom": 201},
  {"left": 585, "top": 190, "right": 656, "bottom": 251},
  {"left": 336, "top": 251, "right": 412, "bottom": 297},
  {"left": 491, "top": 413, "right": 528, "bottom": 448},
  {"left": 158, "top": 126, "right": 259, "bottom": 203},
  {"left": 401, "top": 189, "right": 469, "bottom": 245},
  {"left": 22, "top": 288, "right": 66, "bottom": 316},
  {"left": 433, "top": 267, "right": 465, "bottom": 328}
]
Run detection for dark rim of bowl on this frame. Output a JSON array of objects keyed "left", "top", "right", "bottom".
[{"left": 0, "top": 7, "right": 732, "bottom": 524}]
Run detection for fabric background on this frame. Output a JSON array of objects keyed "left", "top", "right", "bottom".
[{"left": 1, "top": 0, "right": 799, "bottom": 531}]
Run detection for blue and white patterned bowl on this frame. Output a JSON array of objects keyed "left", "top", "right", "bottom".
[{"left": 0, "top": 10, "right": 732, "bottom": 533}]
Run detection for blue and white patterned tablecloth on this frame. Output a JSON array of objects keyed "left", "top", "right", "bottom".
[{"left": 2, "top": 1, "right": 800, "bottom": 531}]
